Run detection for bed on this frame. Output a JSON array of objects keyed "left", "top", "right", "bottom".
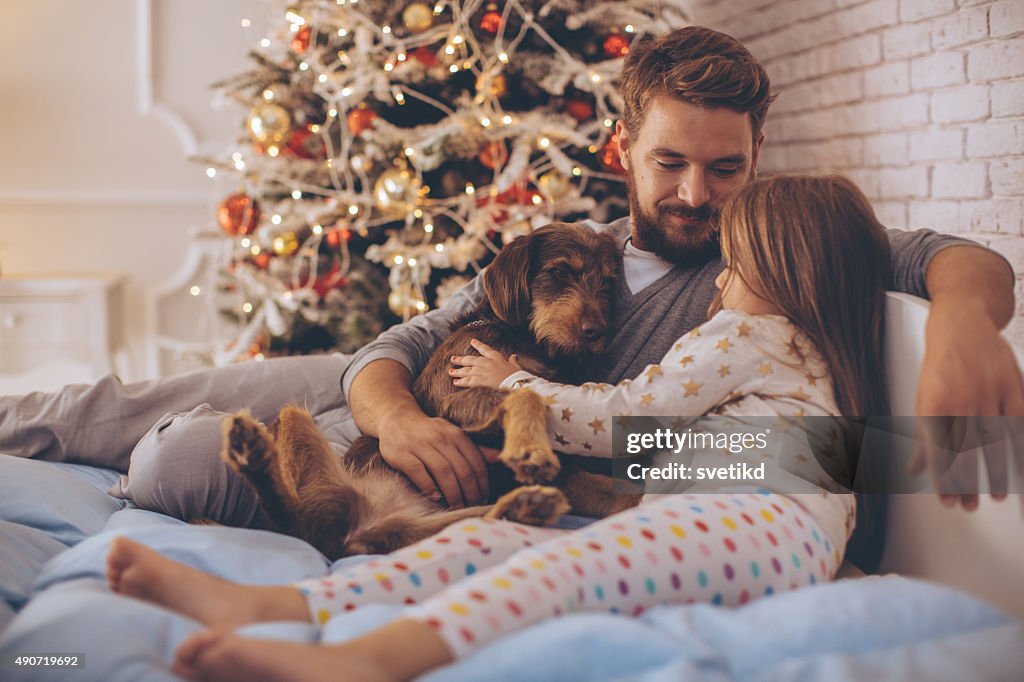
[{"left": 1, "top": 294, "right": 1021, "bottom": 681}]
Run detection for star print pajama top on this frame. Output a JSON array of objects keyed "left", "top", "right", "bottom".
[{"left": 297, "top": 309, "right": 855, "bottom": 659}]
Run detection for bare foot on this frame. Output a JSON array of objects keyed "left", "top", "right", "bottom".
[
  {"left": 174, "top": 630, "right": 394, "bottom": 682},
  {"left": 106, "top": 537, "right": 306, "bottom": 628}
]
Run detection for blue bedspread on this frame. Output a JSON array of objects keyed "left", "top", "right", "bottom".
[{"left": 0, "top": 454, "right": 1020, "bottom": 681}]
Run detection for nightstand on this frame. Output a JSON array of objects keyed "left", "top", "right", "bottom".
[{"left": 0, "top": 275, "right": 126, "bottom": 394}]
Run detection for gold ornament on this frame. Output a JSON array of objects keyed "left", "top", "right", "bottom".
[
  {"left": 537, "top": 171, "right": 572, "bottom": 200},
  {"left": 374, "top": 166, "right": 420, "bottom": 214},
  {"left": 247, "top": 103, "right": 291, "bottom": 144},
  {"left": 388, "top": 282, "right": 426, "bottom": 317},
  {"left": 402, "top": 3, "right": 433, "bottom": 32},
  {"left": 272, "top": 232, "right": 300, "bottom": 256},
  {"left": 476, "top": 73, "right": 507, "bottom": 98}
]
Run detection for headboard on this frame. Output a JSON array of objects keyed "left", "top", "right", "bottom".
[{"left": 879, "top": 292, "right": 1024, "bottom": 618}]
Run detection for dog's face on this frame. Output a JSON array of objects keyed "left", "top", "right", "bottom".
[{"left": 484, "top": 222, "right": 621, "bottom": 359}]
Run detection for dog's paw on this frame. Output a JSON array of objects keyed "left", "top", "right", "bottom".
[
  {"left": 499, "top": 441, "right": 561, "bottom": 484},
  {"left": 487, "top": 485, "right": 570, "bottom": 526},
  {"left": 221, "top": 412, "right": 273, "bottom": 475}
]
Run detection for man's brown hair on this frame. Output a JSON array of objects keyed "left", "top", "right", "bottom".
[{"left": 620, "top": 26, "right": 776, "bottom": 142}]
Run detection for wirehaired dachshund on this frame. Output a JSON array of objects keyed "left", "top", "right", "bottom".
[{"left": 221, "top": 222, "right": 640, "bottom": 560}]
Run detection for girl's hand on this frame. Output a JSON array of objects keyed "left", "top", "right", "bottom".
[{"left": 450, "top": 339, "right": 523, "bottom": 389}]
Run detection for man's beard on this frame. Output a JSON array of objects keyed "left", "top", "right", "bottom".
[{"left": 626, "top": 169, "right": 721, "bottom": 267}]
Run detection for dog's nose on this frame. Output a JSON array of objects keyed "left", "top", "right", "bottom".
[{"left": 581, "top": 322, "right": 606, "bottom": 342}]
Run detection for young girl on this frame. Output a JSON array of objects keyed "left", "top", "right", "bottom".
[{"left": 107, "top": 173, "right": 890, "bottom": 681}]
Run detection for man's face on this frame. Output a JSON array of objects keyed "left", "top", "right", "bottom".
[{"left": 618, "top": 96, "right": 763, "bottom": 266}]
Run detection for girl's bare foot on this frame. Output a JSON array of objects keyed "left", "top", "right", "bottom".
[
  {"left": 174, "top": 630, "right": 394, "bottom": 682},
  {"left": 106, "top": 536, "right": 308, "bottom": 628}
]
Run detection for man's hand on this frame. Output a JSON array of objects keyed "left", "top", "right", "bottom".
[
  {"left": 912, "top": 303, "right": 1024, "bottom": 511},
  {"left": 349, "top": 359, "right": 495, "bottom": 508},
  {"left": 376, "top": 407, "right": 494, "bottom": 508}
]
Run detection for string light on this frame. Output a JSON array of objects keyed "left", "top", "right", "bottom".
[
  {"left": 206, "top": 167, "right": 217, "bottom": 178},
  {"left": 240, "top": 19, "right": 251, "bottom": 28},
  {"left": 271, "top": 214, "right": 282, "bottom": 225},
  {"left": 242, "top": 302, "right": 254, "bottom": 313},
  {"left": 190, "top": 286, "right": 201, "bottom": 296}
]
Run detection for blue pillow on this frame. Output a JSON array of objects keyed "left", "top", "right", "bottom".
[
  {"left": 0, "top": 455, "right": 125, "bottom": 546},
  {"left": 0, "top": 521, "right": 67, "bottom": 613}
]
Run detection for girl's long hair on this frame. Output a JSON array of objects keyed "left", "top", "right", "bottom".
[{"left": 713, "top": 174, "right": 891, "bottom": 417}]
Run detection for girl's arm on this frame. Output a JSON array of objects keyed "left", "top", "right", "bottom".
[{"left": 450, "top": 312, "right": 769, "bottom": 457}]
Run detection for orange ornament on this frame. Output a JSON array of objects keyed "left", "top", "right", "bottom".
[
  {"left": 253, "top": 252, "right": 272, "bottom": 269},
  {"left": 325, "top": 226, "right": 351, "bottom": 247},
  {"left": 480, "top": 10, "right": 502, "bottom": 34},
  {"left": 603, "top": 33, "right": 630, "bottom": 59},
  {"left": 600, "top": 134, "right": 625, "bottom": 174},
  {"left": 217, "top": 193, "right": 261, "bottom": 235},
  {"left": 347, "top": 107, "right": 378, "bottom": 136},
  {"left": 565, "top": 98, "right": 594, "bottom": 121},
  {"left": 292, "top": 26, "right": 311, "bottom": 53},
  {"left": 479, "top": 141, "right": 508, "bottom": 169}
]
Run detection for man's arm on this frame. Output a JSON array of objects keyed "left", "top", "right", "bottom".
[
  {"left": 913, "top": 244, "right": 1024, "bottom": 510},
  {"left": 342, "top": 274, "right": 492, "bottom": 508}
]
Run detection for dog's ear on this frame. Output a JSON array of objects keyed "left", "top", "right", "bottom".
[{"left": 484, "top": 227, "right": 546, "bottom": 325}]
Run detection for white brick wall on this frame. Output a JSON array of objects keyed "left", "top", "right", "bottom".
[{"left": 689, "top": 0, "right": 1024, "bottom": 350}]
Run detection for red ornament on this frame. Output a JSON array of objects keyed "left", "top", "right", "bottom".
[
  {"left": 292, "top": 26, "right": 311, "bottom": 53},
  {"left": 603, "top": 33, "right": 630, "bottom": 59},
  {"left": 565, "top": 98, "right": 594, "bottom": 121},
  {"left": 479, "top": 141, "right": 508, "bottom": 170},
  {"left": 600, "top": 134, "right": 626, "bottom": 174},
  {"left": 217, "top": 193, "right": 261, "bottom": 235},
  {"left": 480, "top": 5, "right": 502, "bottom": 34},
  {"left": 347, "top": 107, "right": 378, "bottom": 136},
  {"left": 410, "top": 46, "right": 439, "bottom": 68},
  {"left": 284, "top": 126, "right": 326, "bottom": 159}
]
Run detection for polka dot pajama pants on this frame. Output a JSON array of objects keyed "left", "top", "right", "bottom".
[{"left": 296, "top": 492, "right": 841, "bottom": 659}]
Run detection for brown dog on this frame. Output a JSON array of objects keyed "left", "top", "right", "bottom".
[{"left": 221, "top": 223, "right": 640, "bottom": 559}]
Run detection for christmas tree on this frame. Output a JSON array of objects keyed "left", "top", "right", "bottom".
[{"left": 196, "top": 0, "right": 687, "bottom": 364}]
